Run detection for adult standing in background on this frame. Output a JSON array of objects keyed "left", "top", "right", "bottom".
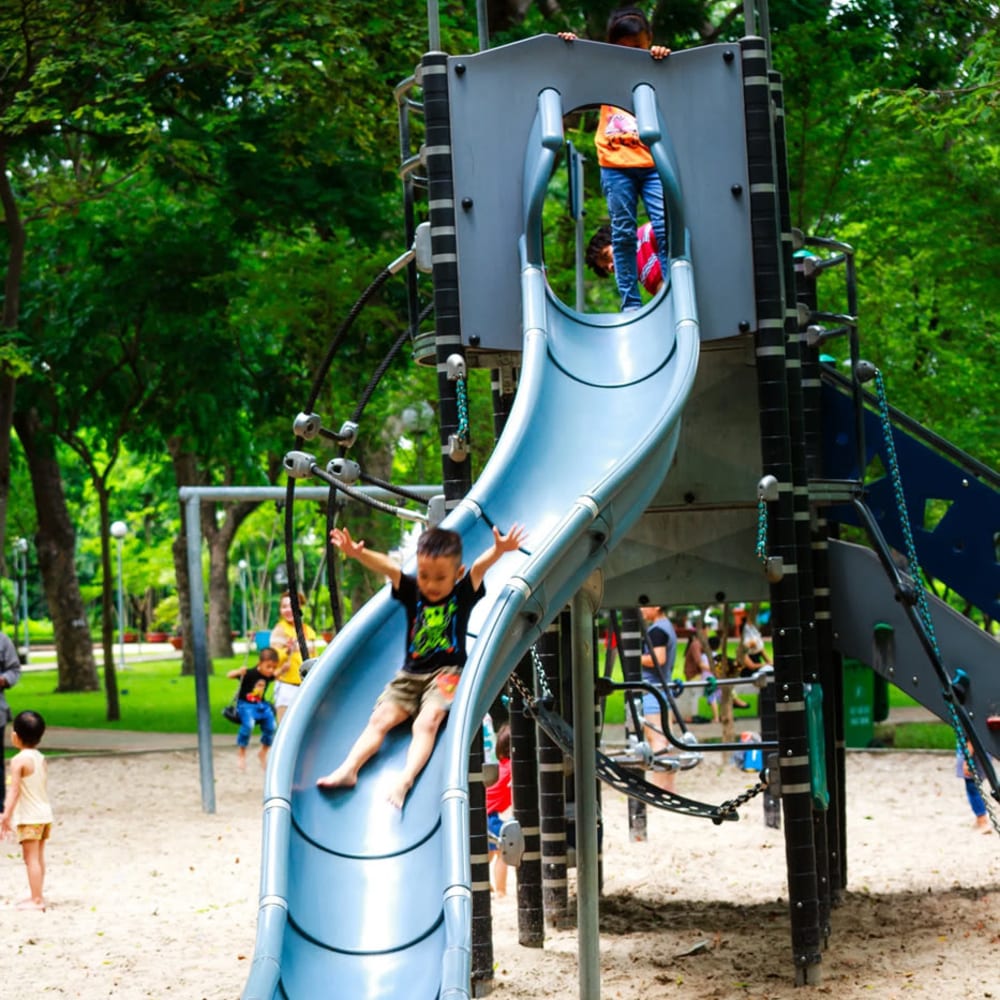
[
  {"left": 269, "top": 591, "right": 316, "bottom": 724},
  {"left": 1, "top": 631, "right": 24, "bottom": 813},
  {"left": 639, "top": 604, "right": 678, "bottom": 793}
]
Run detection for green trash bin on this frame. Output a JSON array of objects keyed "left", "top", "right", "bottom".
[{"left": 842, "top": 658, "right": 875, "bottom": 748}]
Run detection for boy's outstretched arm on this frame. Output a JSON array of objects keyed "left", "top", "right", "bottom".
[
  {"left": 330, "top": 526, "right": 402, "bottom": 589},
  {"left": 470, "top": 524, "right": 527, "bottom": 591}
]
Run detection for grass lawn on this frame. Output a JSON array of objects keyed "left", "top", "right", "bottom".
[
  {"left": 5, "top": 656, "right": 249, "bottom": 752},
  {"left": 4, "top": 648, "right": 956, "bottom": 757}
]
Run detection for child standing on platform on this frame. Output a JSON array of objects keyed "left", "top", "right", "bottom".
[
  {"left": 560, "top": 7, "right": 670, "bottom": 311},
  {"left": 1, "top": 710, "right": 54, "bottom": 911}
]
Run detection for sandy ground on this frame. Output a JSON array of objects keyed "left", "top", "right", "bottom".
[{"left": 1, "top": 749, "right": 996, "bottom": 1000}]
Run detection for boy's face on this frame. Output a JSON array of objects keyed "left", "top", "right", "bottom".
[
  {"left": 257, "top": 659, "right": 278, "bottom": 677},
  {"left": 596, "top": 243, "right": 614, "bottom": 275},
  {"left": 416, "top": 553, "right": 464, "bottom": 603}
]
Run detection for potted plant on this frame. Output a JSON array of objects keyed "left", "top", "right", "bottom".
[{"left": 149, "top": 596, "right": 181, "bottom": 648}]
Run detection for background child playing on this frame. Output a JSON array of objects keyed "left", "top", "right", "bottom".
[
  {"left": 486, "top": 722, "right": 513, "bottom": 896},
  {"left": 316, "top": 522, "right": 525, "bottom": 809},
  {"left": 1, "top": 710, "right": 54, "bottom": 911},
  {"left": 227, "top": 647, "right": 280, "bottom": 770},
  {"left": 957, "top": 742, "right": 991, "bottom": 833},
  {"left": 560, "top": 7, "right": 670, "bottom": 311}
]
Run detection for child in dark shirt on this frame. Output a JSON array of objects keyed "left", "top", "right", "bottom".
[
  {"left": 317, "top": 523, "right": 525, "bottom": 809},
  {"left": 227, "top": 647, "right": 279, "bottom": 770}
]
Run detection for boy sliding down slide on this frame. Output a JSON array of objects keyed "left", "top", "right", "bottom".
[{"left": 316, "top": 522, "right": 526, "bottom": 809}]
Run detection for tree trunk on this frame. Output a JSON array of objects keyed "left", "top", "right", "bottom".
[
  {"left": 168, "top": 442, "right": 200, "bottom": 677},
  {"left": 0, "top": 148, "right": 27, "bottom": 593},
  {"left": 204, "top": 499, "right": 259, "bottom": 659},
  {"left": 13, "top": 407, "right": 100, "bottom": 693}
]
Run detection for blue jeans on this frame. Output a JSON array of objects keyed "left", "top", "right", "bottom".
[
  {"left": 600, "top": 166, "right": 669, "bottom": 310},
  {"left": 237, "top": 700, "right": 276, "bottom": 748}
]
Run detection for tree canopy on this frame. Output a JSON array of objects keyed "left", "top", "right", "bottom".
[{"left": 2, "top": 0, "right": 996, "bottom": 695}]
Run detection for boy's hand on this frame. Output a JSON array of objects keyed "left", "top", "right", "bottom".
[
  {"left": 330, "top": 527, "right": 366, "bottom": 560},
  {"left": 557, "top": 31, "right": 577, "bottom": 41},
  {"left": 650, "top": 45, "right": 670, "bottom": 59},
  {"left": 493, "top": 523, "right": 527, "bottom": 555}
]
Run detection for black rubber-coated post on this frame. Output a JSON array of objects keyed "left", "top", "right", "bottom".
[
  {"left": 618, "top": 608, "right": 648, "bottom": 841},
  {"left": 742, "top": 35, "right": 822, "bottom": 986},
  {"left": 510, "top": 655, "right": 544, "bottom": 947},
  {"left": 537, "top": 618, "right": 570, "bottom": 927},
  {"left": 770, "top": 66, "right": 830, "bottom": 941},
  {"left": 422, "top": 51, "right": 472, "bottom": 509},
  {"left": 795, "top": 239, "right": 847, "bottom": 908},
  {"left": 421, "top": 49, "right": 483, "bottom": 991},
  {"left": 468, "top": 730, "right": 493, "bottom": 989}
]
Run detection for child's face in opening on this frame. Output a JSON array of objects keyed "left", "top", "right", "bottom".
[
  {"left": 615, "top": 30, "right": 651, "bottom": 50},
  {"left": 416, "top": 553, "right": 465, "bottom": 603},
  {"left": 596, "top": 243, "right": 615, "bottom": 275}
]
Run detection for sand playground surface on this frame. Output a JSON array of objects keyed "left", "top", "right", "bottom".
[{"left": 1, "top": 747, "right": 997, "bottom": 999}]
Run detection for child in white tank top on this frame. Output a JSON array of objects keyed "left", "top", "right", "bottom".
[{"left": 1, "top": 710, "right": 53, "bottom": 910}]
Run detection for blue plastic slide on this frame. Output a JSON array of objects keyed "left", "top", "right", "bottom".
[{"left": 242, "top": 89, "right": 699, "bottom": 1000}]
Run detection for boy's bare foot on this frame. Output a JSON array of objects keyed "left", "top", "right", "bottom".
[
  {"left": 974, "top": 816, "right": 990, "bottom": 833},
  {"left": 386, "top": 774, "right": 414, "bottom": 810},
  {"left": 16, "top": 899, "right": 45, "bottom": 911},
  {"left": 237, "top": 751, "right": 247, "bottom": 771},
  {"left": 316, "top": 765, "right": 357, "bottom": 790},
  {"left": 257, "top": 747, "right": 268, "bottom": 769}
]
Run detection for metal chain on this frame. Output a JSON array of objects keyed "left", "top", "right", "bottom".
[
  {"left": 715, "top": 775, "right": 769, "bottom": 819},
  {"left": 529, "top": 644, "right": 554, "bottom": 701},
  {"left": 873, "top": 369, "right": 1000, "bottom": 835},
  {"left": 455, "top": 373, "right": 470, "bottom": 443}
]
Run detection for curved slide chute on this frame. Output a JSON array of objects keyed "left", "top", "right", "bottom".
[{"left": 243, "top": 86, "right": 699, "bottom": 1000}]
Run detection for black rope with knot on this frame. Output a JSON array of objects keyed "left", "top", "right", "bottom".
[{"left": 303, "top": 265, "right": 395, "bottom": 415}]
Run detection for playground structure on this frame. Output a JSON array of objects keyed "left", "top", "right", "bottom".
[{"left": 238, "top": 10, "right": 1000, "bottom": 1000}]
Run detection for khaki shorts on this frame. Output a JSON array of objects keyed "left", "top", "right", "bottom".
[
  {"left": 17, "top": 823, "right": 51, "bottom": 844},
  {"left": 377, "top": 667, "right": 462, "bottom": 717}
]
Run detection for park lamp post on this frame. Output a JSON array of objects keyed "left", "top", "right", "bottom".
[
  {"left": 110, "top": 520, "right": 128, "bottom": 671},
  {"left": 13, "top": 537, "right": 29, "bottom": 663}
]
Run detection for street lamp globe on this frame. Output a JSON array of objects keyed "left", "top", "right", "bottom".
[{"left": 110, "top": 520, "right": 128, "bottom": 540}]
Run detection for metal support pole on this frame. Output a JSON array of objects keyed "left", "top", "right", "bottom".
[
  {"left": 572, "top": 588, "right": 600, "bottom": 1000},
  {"left": 116, "top": 537, "right": 126, "bottom": 669},
  {"left": 184, "top": 496, "right": 217, "bottom": 814}
]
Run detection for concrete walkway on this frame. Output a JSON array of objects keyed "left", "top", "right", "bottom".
[{"left": 39, "top": 704, "right": 940, "bottom": 756}]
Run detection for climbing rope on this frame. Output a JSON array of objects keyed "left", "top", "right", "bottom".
[{"left": 871, "top": 368, "right": 1000, "bottom": 835}]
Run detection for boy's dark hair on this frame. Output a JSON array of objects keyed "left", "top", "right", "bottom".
[
  {"left": 586, "top": 226, "right": 614, "bottom": 277},
  {"left": 496, "top": 722, "right": 511, "bottom": 760},
  {"left": 416, "top": 527, "right": 463, "bottom": 562},
  {"left": 13, "top": 709, "right": 46, "bottom": 747},
  {"left": 259, "top": 647, "right": 279, "bottom": 663},
  {"left": 606, "top": 6, "right": 652, "bottom": 43}
]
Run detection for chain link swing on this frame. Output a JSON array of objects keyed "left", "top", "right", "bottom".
[{"left": 505, "top": 646, "right": 767, "bottom": 823}]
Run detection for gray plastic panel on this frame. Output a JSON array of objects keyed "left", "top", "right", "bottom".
[
  {"left": 828, "top": 539, "right": 1000, "bottom": 758},
  {"left": 448, "top": 35, "right": 754, "bottom": 348}
]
